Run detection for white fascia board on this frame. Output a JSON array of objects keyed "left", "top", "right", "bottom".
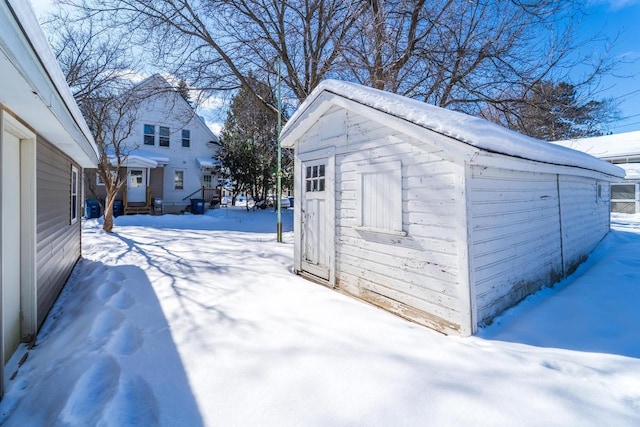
[{"left": 0, "top": 1, "right": 98, "bottom": 167}]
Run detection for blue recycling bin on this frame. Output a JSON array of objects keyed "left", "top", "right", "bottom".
[
  {"left": 85, "top": 199, "right": 101, "bottom": 219},
  {"left": 113, "top": 199, "right": 124, "bottom": 217},
  {"left": 288, "top": 197, "right": 294, "bottom": 208},
  {"left": 190, "top": 198, "right": 205, "bottom": 215}
]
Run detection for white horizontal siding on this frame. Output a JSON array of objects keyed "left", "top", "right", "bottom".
[
  {"left": 469, "top": 166, "right": 563, "bottom": 323},
  {"left": 326, "top": 110, "right": 464, "bottom": 330},
  {"left": 558, "top": 175, "right": 609, "bottom": 273}
]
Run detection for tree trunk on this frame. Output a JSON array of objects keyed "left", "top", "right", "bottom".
[{"left": 103, "top": 193, "right": 116, "bottom": 233}]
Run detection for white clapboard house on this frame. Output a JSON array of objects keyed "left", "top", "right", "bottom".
[
  {"left": 86, "top": 74, "right": 221, "bottom": 214},
  {"left": 553, "top": 131, "right": 640, "bottom": 213},
  {"left": 281, "top": 80, "right": 624, "bottom": 337},
  {"left": 0, "top": 0, "right": 99, "bottom": 396}
]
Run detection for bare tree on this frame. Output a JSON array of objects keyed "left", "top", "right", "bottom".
[
  {"left": 57, "top": 0, "right": 619, "bottom": 131},
  {"left": 46, "top": 8, "right": 148, "bottom": 232},
  {"left": 58, "top": 0, "right": 364, "bottom": 114},
  {"left": 341, "top": 0, "right": 616, "bottom": 121}
]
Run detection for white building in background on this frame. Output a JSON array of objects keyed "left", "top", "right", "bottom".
[
  {"left": 553, "top": 131, "right": 640, "bottom": 213},
  {"left": 87, "top": 74, "right": 222, "bottom": 214}
]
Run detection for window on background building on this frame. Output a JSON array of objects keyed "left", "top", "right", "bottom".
[
  {"left": 174, "top": 170, "right": 184, "bottom": 190},
  {"left": 203, "top": 175, "right": 213, "bottom": 188},
  {"left": 144, "top": 124, "right": 155, "bottom": 145},
  {"left": 358, "top": 161, "right": 403, "bottom": 234},
  {"left": 159, "top": 126, "right": 170, "bottom": 147},
  {"left": 611, "top": 183, "right": 637, "bottom": 213},
  {"left": 71, "top": 166, "right": 78, "bottom": 224},
  {"left": 182, "top": 129, "right": 191, "bottom": 148},
  {"left": 96, "top": 171, "right": 118, "bottom": 186}
]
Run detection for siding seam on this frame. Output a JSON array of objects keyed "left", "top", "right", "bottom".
[{"left": 556, "top": 174, "right": 565, "bottom": 276}]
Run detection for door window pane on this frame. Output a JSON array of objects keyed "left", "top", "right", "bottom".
[
  {"left": 130, "top": 170, "right": 143, "bottom": 188},
  {"left": 305, "top": 163, "right": 326, "bottom": 193}
]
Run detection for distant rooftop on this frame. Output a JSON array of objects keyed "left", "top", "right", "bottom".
[{"left": 552, "top": 130, "right": 640, "bottom": 161}]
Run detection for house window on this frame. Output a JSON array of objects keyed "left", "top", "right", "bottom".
[
  {"left": 305, "top": 164, "right": 325, "bottom": 192},
  {"left": 203, "top": 174, "right": 213, "bottom": 188},
  {"left": 611, "top": 183, "right": 635, "bottom": 200},
  {"left": 96, "top": 170, "right": 118, "bottom": 186},
  {"left": 71, "top": 166, "right": 78, "bottom": 224},
  {"left": 174, "top": 170, "right": 184, "bottom": 190},
  {"left": 144, "top": 124, "right": 155, "bottom": 145},
  {"left": 611, "top": 183, "right": 637, "bottom": 213},
  {"left": 182, "top": 129, "right": 191, "bottom": 148},
  {"left": 358, "top": 161, "right": 403, "bottom": 234},
  {"left": 159, "top": 126, "right": 170, "bottom": 147}
]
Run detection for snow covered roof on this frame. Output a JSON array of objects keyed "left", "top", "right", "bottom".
[
  {"left": 0, "top": 1, "right": 98, "bottom": 167},
  {"left": 281, "top": 80, "right": 623, "bottom": 178},
  {"left": 109, "top": 150, "right": 169, "bottom": 168},
  {"left": 616, "top": 163, "right": 640, "bottom": 180},
  {"left": 552, "top": 131, "right": 640, "bottom": 161},
  {"left": 196, "top": 157, "right": 221, "bottom": 169}
]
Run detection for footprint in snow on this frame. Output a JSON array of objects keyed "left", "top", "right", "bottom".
[
  {"left": 109, "top": 324, "right": 143, "bottom": 356},
  {"left": 108, "top": 290, "right": 135, "bottom": 310},
  {"left": 96, "top": 281, "right": 121, "bottom": 301},
  {"left": 90, "top": 310, "right": 125, "bottom": 342},
  {"left": 59, "top": 356, "right": 121, "bottom": 425},
  {"left": 106, "top": 270, "right": 127, "bottom": 282},
  {"left": 101, "top": 376, "right": 160, "bottom": 427}
]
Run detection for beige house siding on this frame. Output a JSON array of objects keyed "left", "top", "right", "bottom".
[{"left": 36, "top": 137, "right": 81, "bottom": 327}]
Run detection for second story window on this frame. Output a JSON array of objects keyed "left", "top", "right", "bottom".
[
  {"left": 144, "top": 124, "right": 155, "bottom": 145},
  {"left": 159, "top": 126, "right": 170, "bottom": 147},
  {"left": 182, "top": 129, "right": 191, "bottom": 148}
]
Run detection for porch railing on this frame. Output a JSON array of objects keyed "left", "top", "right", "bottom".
[{"left": 182, "top": 187, "right": 221, "bottom": 204}]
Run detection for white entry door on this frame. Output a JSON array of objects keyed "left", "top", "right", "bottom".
[
  {"left": 127, "top": 169, "right": 146, "bottom": 203},
  {"left": 301, "top": 160, "right": 330, "bottom": 281},
  {"left": 2, "top": 131, "right": 21, "bottom": 363}
]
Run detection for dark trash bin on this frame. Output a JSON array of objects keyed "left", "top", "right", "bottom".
[
  {"left": 113, "top": 199, "right": 124, "bottom": 217},
  {"left": 190, "top": 198, "right": 205, "bottom": 215},
  {"left": 85, "top": 199, "right": 101, "bottom": 219}
]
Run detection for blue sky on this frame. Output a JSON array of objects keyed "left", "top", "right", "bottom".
[
  {"left": 580, "top": 0, "right": 640, "bottom": 133},
  {"left": 29, "top": 0, "right": 640, "bottom": 134}
]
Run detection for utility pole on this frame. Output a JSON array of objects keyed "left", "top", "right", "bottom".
[{"left": 276, "top": 58, "right": 283, "bottom": 243}]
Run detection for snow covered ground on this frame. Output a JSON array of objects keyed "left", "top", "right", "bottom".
[{"left": 0, "top": 207, "right": 639, "bottom": 426}]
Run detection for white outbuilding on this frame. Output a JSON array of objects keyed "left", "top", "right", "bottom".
[{"left": 280, "top": 80, "right": 624, "bottom": 336}]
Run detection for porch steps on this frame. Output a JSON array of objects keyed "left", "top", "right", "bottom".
[{"left": 124, "top": 206, "right": 152, "bottom": 215}]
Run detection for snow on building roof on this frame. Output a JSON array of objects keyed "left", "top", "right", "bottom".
[
  {"left": 617, "top": 163, "right": 640, "bottom": 180},
  {"left": 281, "top": 80, "right": 624, "bottom": 178},
  {"left": 552, "top": 130, "right": 640, "bottom": 161},
  {"left": 196, "top": 157, "right": 221, "bottom": 169},
  {"left": 108, "top": 150, "right": 170, "bottom": 168},
  {"left": 1, "top": 1, "right": 98, "bottom": 167}
]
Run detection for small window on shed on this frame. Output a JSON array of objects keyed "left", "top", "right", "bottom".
[
  {"left": 597, "top": 182, "right": 610, "bottom": 202},
  {"left": 357, "top": 161, "right": 403, "bottom": 235},
  {"left": 305, "top": 164, "right": 325, "bottom": 192}
]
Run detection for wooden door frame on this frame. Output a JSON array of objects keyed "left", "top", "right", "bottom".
[
  {"left": 295, "top": 147, "right": 335, "bottom": 287},
  {"left": 0, "top": 111, "right": 37, "bottom": 395}
]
